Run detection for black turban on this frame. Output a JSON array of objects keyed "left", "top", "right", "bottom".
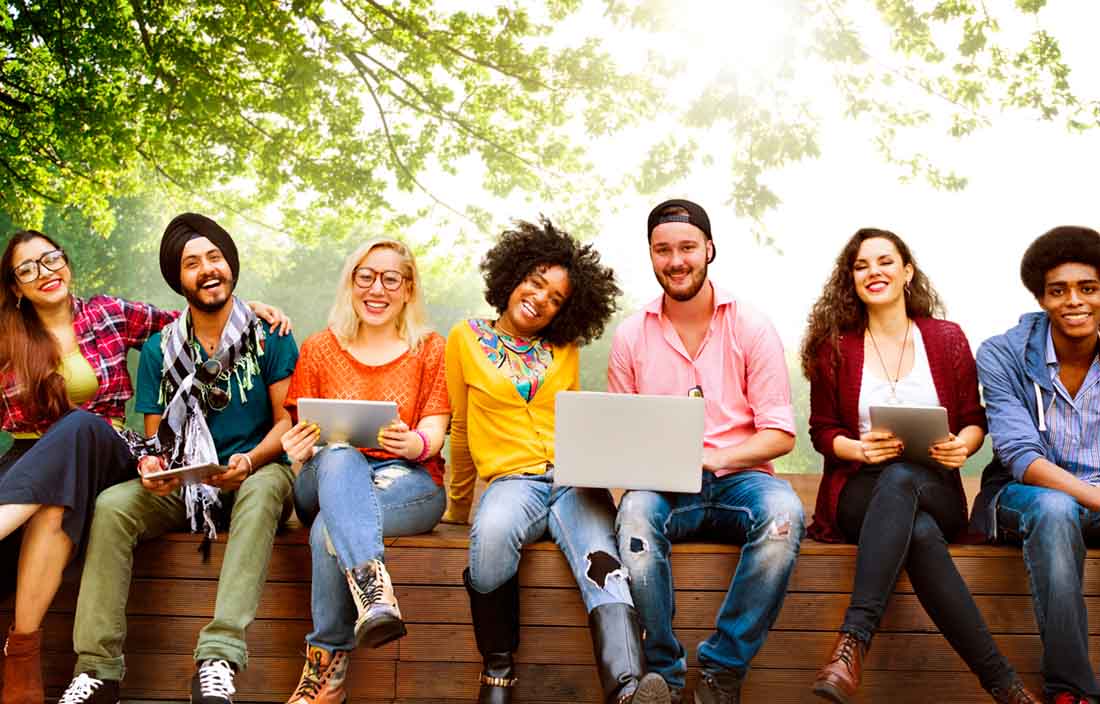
[{"left": 159, "top": 213, "right": 240, "bottom": 295}]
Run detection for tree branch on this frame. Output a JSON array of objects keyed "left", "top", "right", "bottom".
[
  {"left": 135, "top": 146, "right": 293, "bottom": 237},
  {"left": 356, "top": 69, "right": 479, "bottom": 227},
  {"left": 353, "top": 0, "right": 554, "bottom": 91}
]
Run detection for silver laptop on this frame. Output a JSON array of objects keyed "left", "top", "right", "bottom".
[{"left": 553, "top": 391, "right": 704, "bottom": 493}]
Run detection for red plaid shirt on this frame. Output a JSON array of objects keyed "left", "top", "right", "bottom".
[{"left": 1, "top": 295, "right": 178, "bottom": 433}]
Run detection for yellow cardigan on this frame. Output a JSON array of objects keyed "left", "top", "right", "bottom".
[{"left": 445, "top": 320, "right": 579, "bottom": 518}]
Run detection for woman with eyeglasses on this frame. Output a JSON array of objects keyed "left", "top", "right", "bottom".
[
  {"left": 279, "top": 238, "right": 450, "bottom": 704},
  {"left": 803, "top": 229, "right": 1038, "bottom": 704},
  {"left": 0, "top": 230, "right": 289, "bottom": 704},
  {"left": 444, "top": 219, "right": 669, "bottom": 704}
]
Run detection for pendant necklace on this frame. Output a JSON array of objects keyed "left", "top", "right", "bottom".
[{"left": 867, "top": 318, "right": 911, "bottom": 404}]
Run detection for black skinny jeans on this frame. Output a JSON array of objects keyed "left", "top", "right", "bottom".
[{"left": 837, "top": 461, "right": 1016, "bottom": 693}]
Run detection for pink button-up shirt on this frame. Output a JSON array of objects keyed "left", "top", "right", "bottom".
[{"left": 607, "top": 283, "right": 795, "bottom": 476}]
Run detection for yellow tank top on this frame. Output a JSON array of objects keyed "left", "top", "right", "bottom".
[{"left": 11, "top": 350, "right": 121, "bottom": 439}]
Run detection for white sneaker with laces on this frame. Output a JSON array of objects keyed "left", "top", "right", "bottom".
[
  {"left": 190, "top": 659, "right": 237, "bottom": 704},
  {"left": 58, "top": 673, "right": 119, "bottom": 704}
]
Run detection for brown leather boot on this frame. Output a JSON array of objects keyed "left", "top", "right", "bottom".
[
  {"left": 286, "top": 644, "right": 349, "bottom": 704},
  {"left": 989, "top": 679, "right": 1042, "bottom": 704},
  {"left": 2, "top": 627, "right": 44, "bottom": 704},
  {"left": 811, "top": 632, "right": 867, "bottom": 704}
]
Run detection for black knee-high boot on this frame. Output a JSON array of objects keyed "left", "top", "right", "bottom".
[
  {"left": 589, "top": 602, "right": 670, "bottom": 704},
  {"left": 465, "top": 568, "right": 520, "bottom": 704}
]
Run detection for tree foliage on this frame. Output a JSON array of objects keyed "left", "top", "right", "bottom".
[
  {"left": 1, "top": 0, "right": 654, "bottom": 238},
  {"left": 614, "top": 0, "right": 1098, "bottom": 239}
]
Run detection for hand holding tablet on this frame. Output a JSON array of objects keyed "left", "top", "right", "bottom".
[{"left": 868, "top": 405, "right": 953, "bottom": 469}]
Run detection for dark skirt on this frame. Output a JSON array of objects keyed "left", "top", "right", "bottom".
[{"left": 0, "top": 409, "right": 136, "bottom": 573}]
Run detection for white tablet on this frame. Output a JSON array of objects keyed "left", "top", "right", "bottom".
[
  {"left": 297, "top": 398, "right": 399, "bottom": 449},
  {"left": 143, "top": 462, "right": 227, "bottom": 485},
  {"left": 869, "top": 404, "right": 951, "bottom": 468}
]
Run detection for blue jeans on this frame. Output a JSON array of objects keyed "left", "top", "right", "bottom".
[
  {"left": 998, "top": 481, "right": 1100, "bottom": 701},
  {"left": 467, "top": 471, "right": 632, "bottom": 610},
  {"left": 616, "top": 470, "right": 804, "bottom": 688},
  {"left": 293, "top": 446, "right": 445, "bottom": 651}
]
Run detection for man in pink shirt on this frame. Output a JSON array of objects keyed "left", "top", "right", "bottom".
[{"left": 611, "top": 199, "right": 804, "bottom": 704}]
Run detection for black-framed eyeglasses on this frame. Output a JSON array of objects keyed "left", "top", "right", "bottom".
[
  {"left": 195, "top": 358, "right": 229, "bottom": 412},
  {"left": 352, "top": 267, "right": 405, "bottom": 291},
  {"left": 12, "top": 249, "right": 68, "bottom": 284}
]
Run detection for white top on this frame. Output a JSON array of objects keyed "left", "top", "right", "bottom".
[{"left": 859, "top": 324, "right": 940, "bottom": 433}]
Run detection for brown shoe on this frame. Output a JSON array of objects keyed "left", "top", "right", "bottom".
[
  {"left": 989, "top": 679, "right": 1042, "bottom": 704},
  {"left": 345, "top": 559, "right": 406, "bottom": 649},
  {"left": 286, "top": 644, "right": 349, "bottom": 704},
  {"left": 2, "top": 627, "right": 44, "bottom": 704},
  {"left": 811, "top": 632, "right": 867, "bottom": 704}
]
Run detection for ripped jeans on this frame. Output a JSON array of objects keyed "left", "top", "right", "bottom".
[
  {"left": 616, "top": 470, "right": 804, "bottom": 688},
  {"left": 467, "top": 471, "right": 632, "bottom": 609},
  {"left": 293, "top": 445, "right": 445, "bottom": 651}
]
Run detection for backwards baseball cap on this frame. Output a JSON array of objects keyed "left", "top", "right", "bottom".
[{"left": 646, "top": 198, "right": 715, "bottom": 262}]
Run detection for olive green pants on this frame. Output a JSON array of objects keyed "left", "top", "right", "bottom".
[{"left": 72, "top": 463, "right": 292, "bottom": 680}]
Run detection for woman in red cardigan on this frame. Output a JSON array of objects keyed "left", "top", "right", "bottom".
[{"left": 802, "top": 229, "right": 1037, "bottom": 704}]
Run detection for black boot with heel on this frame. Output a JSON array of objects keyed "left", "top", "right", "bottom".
[
  {"left": 464, "top": 568, "right": 520, "bottom": 704},
  {"left": 589, "top": 602, "right": 671, "bottom": 704}
]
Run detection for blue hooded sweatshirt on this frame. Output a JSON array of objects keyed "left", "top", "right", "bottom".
[{"left": 976, "top": 311, "right": 1059, "bottom": 481}]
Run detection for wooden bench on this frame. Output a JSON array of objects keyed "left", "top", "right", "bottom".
[{"left": 3, "top": 474, "right": 1095, "bottom": 702}]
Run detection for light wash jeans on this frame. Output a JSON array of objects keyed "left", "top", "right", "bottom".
[
  {"left": 293, "top": 445, "right": 444, "bottom": 651},
  {"left": 467, "top": 471, "right": 632, "bottom": 610},
  {"left": 997, "top": 481, "right": 1100, "bottom": 702},
  {"left": 615, "top": 470, "right": 804, "bottom": 689}
]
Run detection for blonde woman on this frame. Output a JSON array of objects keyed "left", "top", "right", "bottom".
[{"left": 280, "top": 239, "right": 449, "bottom": 704}]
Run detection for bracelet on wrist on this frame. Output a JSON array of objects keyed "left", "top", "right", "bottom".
[{"left": 412, "top": 428, "right": 432, "bottom": 463}]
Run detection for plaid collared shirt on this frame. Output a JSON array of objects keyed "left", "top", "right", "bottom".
[{"left": 1, "top": 295, "right": 178, "bottom": 434}]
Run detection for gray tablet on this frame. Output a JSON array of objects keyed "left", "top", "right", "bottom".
[
  {"left": 297, "top": 398, "right": 399, "bottom": 449},
  {"left": 143, "top": 462, "right": 227, "bottom": 485},
  {"left": 869, "top": 404, "right": 951, "bottom": 468}
]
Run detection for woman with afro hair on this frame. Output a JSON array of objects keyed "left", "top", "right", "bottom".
[
  {"left": 803, "top": 228, "right": 1038, "bottom": 704},
  {"left": 443, "top": 218, "right": 669, "bottom": 704}
]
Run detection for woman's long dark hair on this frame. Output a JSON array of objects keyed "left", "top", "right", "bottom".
[
  {"left": 799, "top": 228, "right": 944, "bottom": 381},
  {"left": 0, "top": 231, "right": 71, "bottom": 424}
]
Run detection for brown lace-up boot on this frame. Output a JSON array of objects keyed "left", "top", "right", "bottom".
[
  {"left": 2, "top": 627, "right": 44, "bottom": 704},
  {"left": 286, "top": 644, "right": 349, "bottom": 704},
  {"left": 811, "top": 632, "right": 867, "bottom": 704},
  {"left": 989, "top": 679, "right": 1042, "bottom": 704}
]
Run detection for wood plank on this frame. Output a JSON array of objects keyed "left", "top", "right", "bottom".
[
  {"left": 397, "top": 623, "right": 1100, "bottom": 674},
  {"left": 395, "top": 662, "right": 1041, "bottom": 703},
  {"left": 23, "top": 613, "right": 395, "bottom": 660},
  {"left": 37, "top": 654, "right": 394, "bottom": 701}
]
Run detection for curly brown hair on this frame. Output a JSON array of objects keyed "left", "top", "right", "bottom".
[
  {"left": 799, "top": 228, "right": 945, "bottom": 380},
  {"left": 481, "top": 217, "right": 620, "bottom": 347}
]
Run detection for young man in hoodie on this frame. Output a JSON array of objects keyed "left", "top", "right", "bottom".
[{"left": 974, "top": 225, "right": 1100, "bottom": 704}]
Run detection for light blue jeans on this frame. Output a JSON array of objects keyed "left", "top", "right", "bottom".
[
  {"left": 616, "top": 470, "right": 804, "bottom": 689},
  {"left": 467, "top": 471, "right": 632, "bottom": 610},
  {"left": 293, "top": 445, "right": 445, "bottom": 651}
]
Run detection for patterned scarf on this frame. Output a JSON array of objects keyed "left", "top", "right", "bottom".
[{"left": 154, "top": 297, "right": 265, "bottom": 539}]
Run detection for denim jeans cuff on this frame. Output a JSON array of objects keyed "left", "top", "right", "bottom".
[
  {"left": 194, "top": 636, "right": 248, "bottom": 671},
  {"left": 73, "top": 654, "right": 126, "bottom": 682},
  {"left": 839, "top": 625, "right": 873, "bottom": 647}
]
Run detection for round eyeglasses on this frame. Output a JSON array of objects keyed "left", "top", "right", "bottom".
[
  {"left": 195, "top": 358, "right": 229, "bottom": 412},
  {"left": 12, "top": 249, "right": 68, "bottom": 284},
  {"left": 352, "top": 267, "right": 405, "bottom": 291}
]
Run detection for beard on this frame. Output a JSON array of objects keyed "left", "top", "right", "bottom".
[
  {"left": 182, "top": 274, "right": 235, "bottom": 313},
  {"left": 657, "top": 262, "right": 708, "bottom": 302}
]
